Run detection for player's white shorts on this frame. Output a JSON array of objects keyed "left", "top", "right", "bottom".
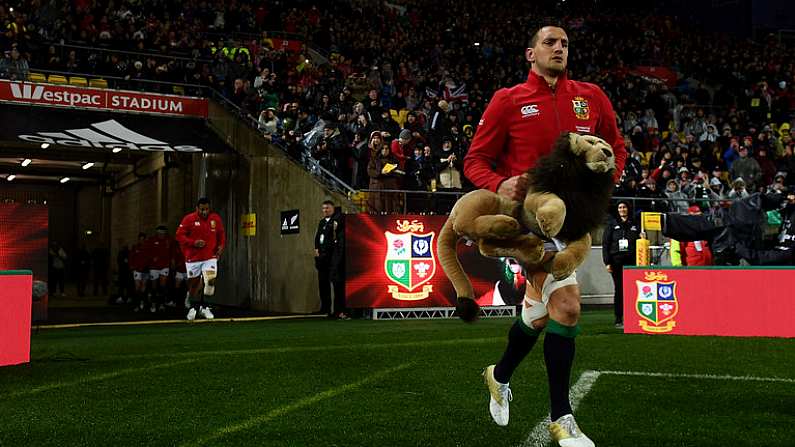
[
  {"left": 133, "top": 271, "right": 149, "bottom": 281},
  {"left": 149, "top": 268, "right": 170, "bottom": 280},
  {"left": 174, "top": 271, "right": 186, "bottom": 281},
  {"left": 186, "top": 258, "right": 218, "bottom": 279},
  {"left": 521, "top": 272, "right": 578, "bottom": 327}
]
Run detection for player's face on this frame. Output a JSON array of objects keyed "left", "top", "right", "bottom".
[
  {"left": 321, "top": 204, "right": 334, "bottom": 217},
  {"left": 527, "top": 27, "right": 569, "bottom": 77},
  {"left": 197, "top": 204, "right": 210, "bottom": 219}
]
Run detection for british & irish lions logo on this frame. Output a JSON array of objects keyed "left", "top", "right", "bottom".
[
  {"left": 572, "top": 96, "right": 590, "bottom": 120},
  {"left": 635, "top": 271, "right": 678, "bottom": 333},
  {"left": 384, "top": 219, "right": 436, "bottom": 300}
]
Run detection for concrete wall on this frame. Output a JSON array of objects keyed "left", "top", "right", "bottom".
[
  {"left": 578, "top": 246, "right": 614, "bottom": 305},
  {"left": 109, "top": 154, "right": 195, "bottom": 266},
  {"left": 207, "top": 101, "right": 354, "bottom": 313}
]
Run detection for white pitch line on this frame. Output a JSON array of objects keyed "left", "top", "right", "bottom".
[
  {"left": 4, "top": 358, "right": 199, "bottom": 399},
  {"left": 521, "top": 369, "right": 795, "bottom": 447},
  {"left": 522, "top": 370, "right": 601, "bottom": 447},
  {"left": 181, "top": 361, "right": 415, "bottom": 447},
  {"left": 599, "top": 370, "right": 795, "bottom": 384}
]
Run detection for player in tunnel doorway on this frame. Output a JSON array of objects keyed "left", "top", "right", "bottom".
[{"left": 176, "top": 197, "right": 226, "bottom": 320}]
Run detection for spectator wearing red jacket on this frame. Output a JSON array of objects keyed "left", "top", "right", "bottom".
[
  {"left": 128, "top": 232, "right": 149, "bottom": 311},
  {"left": 175, "top": 197, "right": 226, "bottom": 320},
  {"left": 145, "top": 225, "right": 177, "bottom": 312},
  {"left": 672, "top": 206, "right": 714, "bottom": 266}
]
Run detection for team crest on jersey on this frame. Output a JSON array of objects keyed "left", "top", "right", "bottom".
[
  {"left": 635, "top": 271, "right": 678, "bottom": 333},
  {"left": 384, "top": 221, "right": 436, "bottom": 301},
  {"left": 572, "top": 96, "right": 590, "bottom": 120}
]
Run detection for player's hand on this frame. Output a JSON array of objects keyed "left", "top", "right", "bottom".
[
  {"left": 497, "top": 174, "right": 529, "bottom": 201},
  {"left": 606, "top": 264, "right": 613, "bottom": 273},
  {"left": 194, "top": 240, "right": 206, "bottom": 248}
]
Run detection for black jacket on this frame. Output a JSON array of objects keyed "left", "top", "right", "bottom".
[
  {"left": 602, "top": 216, "right": 640, "bottom": 265},
  {"left": 314, "top": 217, "right": 337, "bottom": 265},
  {"left": 314, "top": 213, "right": 345, "bottom": 276}
]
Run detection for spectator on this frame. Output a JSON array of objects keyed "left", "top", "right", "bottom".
[
  {"left": 391, "top": 129, "right": 413, "bottom": 169},
  {"left": 755, "top": 147, "right": 777, "bottom": 189},
  {"left": 663, "top": 179, "right": 689, "bottom": 214},
  {"left": 671, "top": 207, "right": 714, "bottom": 266},
  {"left": 367, "top": 138, "right": 403, "bottom": 213},
  {"left": 428, "top": 100, "right": 451, "bottom": 149},
  {"left": 405, "top": 144, "right": 430, "bottom": 191},
  {"left": 436, "top": 137, "right": 463, "bottom": 190},
  {"left": 0, "top": 46, "right": 28, "bottom": 80},
  {"left": 730, "top": 147, "right": 762, "bottom": 191},
  {"left": 728, "top": 177, "right": 750, "bottom": 199},
  {"left": 350, "top": 131, "right": 369, "bottom": 190},
  {"left": 258, "top": 107, "right": 282, "bottom": 138}
]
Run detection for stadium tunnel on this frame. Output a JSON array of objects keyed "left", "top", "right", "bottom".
[{"left": 0, "top": 86, "right": 354, "bottom": 318}]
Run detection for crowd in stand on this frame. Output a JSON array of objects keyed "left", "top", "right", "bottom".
[{"left": 2, "top": 0, "right": 795, "bottom": 213}]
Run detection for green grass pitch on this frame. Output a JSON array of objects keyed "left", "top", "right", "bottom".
[{"left": 1, "top": 310, "right": 793, "bottom": 446}]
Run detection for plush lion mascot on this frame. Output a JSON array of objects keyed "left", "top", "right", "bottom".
[{"left": 437, "top": 132, "right": 616, "bottom": 321}]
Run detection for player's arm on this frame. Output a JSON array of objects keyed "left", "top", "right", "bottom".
[
  {"left": 175, "top": 215, "right": 195, "bottom": 248},
  {"left": 464, "top": 89, "right": 510, "bottom": 192},
  {"left": 595, "top": 88, "right": 627, "bottom": 182}
]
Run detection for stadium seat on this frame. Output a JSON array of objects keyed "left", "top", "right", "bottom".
[
  {"left": 47, "top": 74, "right": 68, "bottom": 85},
  {"left": 69, "top": 76, "right": 88, "bottom": 87},
  {"left": 89, "top": 78, "right": 108, "bottom": 89},
  {"left": 27, "top": 72, "right": 46, "bottom": 83}
]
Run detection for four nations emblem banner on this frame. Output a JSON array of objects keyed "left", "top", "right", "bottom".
[
  {"left": 345, "top": 214, "right": 529, "bottom": 308},
  {"left": 623, "top": 267, "right": 795, "bottom": 338}
]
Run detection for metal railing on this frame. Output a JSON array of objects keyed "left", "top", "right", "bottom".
[
  {"left": 344, "top": 190, "right": 748, "bottom": 215},
  {"left": 50, "top": 43, "right": 213, "bottom": 64}
]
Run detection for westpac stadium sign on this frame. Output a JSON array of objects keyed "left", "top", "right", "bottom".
[{"left": 0, "top": 80, "right": 208, "bottom": 117}]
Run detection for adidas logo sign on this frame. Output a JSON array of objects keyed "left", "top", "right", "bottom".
[{"left": 17, "top": 119, "right": 203, "bottom": 152}]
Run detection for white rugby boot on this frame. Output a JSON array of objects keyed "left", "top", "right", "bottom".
[{"left": 483, "top": 364, "right": 512, "bottom": 426}]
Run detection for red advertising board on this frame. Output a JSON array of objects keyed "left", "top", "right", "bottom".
[
  {"left": 345, "top": 214, "right": 528, "bottom": 308},
  {"left": 623, "top": 267, "right": 795, "bottom": 338},
  {"left": 0, "top": 271, "right": 32, "bottom": 367},
  {"left": 0, "top": 80, "right": 208, "bottom": 117},
  {"left": 0, "top": 204, "right": 48, "bottom": 281}
]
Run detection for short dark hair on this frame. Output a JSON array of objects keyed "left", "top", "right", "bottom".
[
  {"left": 322, "top": 200, "right": 335, "bottom": 207},
  {"left": 138, "top": 232, "right": 146, "bottom": 238},
  {"left": 529, "top": 24, "right": 566, "bottom": 48},
  {"left": 197, "top": 197, "right": 210, "bottom": 206}
]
